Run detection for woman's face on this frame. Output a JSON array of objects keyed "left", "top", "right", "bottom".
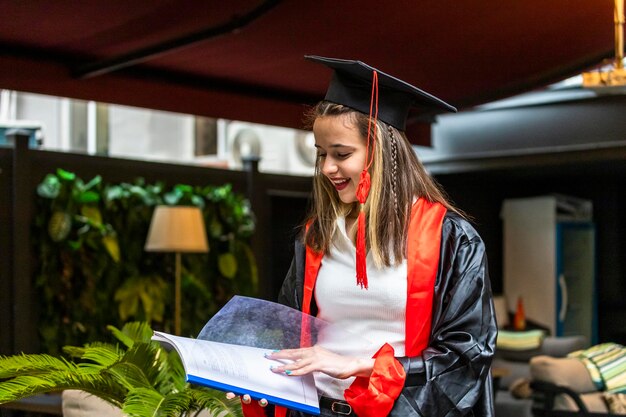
[{"left": 313, "top": 114, "right": 367, "bottom": 204}]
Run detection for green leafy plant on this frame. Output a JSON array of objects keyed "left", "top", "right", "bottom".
[
  {"left": 0, "top": 322, "right": 242, "bottom": 417},
  {"left": 34, "top": 170, "right": 258, "bottom": 353}
]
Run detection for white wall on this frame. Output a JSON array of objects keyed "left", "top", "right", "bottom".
[
  {"left": 108, "top": 105, "right": 194, "bottom": 162},
  {"left": 15, "top": 93, "right": 64, "bottom": 149}
]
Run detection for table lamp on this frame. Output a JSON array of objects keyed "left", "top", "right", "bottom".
[{"left": 145, "top": 205, "right": 209, "bottom": 335}]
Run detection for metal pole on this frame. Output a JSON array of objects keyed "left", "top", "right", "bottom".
[
  {"left": 615, "top": 0, "right": 624, "bottom": 68},
  {"left": 175, "top": 252, "right": 181, "bottom": 335}
]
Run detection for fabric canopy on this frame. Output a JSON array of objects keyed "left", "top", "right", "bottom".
[{"left": 0, "top": 1, "right": 615, "bottom": 144}]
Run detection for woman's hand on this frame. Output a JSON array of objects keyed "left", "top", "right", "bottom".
[
  {"left": 266, "top": 346, "right": 374, "bottom": 379},
  {"left": 225, "top": 392, "right": 268, "bottom": 407}
]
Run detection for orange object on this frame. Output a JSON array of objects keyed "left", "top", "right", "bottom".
[
  {"left": 514, "top": 296, "right": 526, "bottom": 331},
  {"left": 344, "top": 343, "right": 406, "bottom": 417}
]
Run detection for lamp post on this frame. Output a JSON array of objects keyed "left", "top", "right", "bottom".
[{"left": 145, "top": 206, "right": 208, "bottom": 335}]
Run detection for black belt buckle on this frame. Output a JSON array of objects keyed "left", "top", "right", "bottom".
[{"left": 330, "top": 400, "right": 352, "bottom": 415}]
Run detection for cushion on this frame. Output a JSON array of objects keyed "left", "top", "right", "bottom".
[
  {"left": 568, "top": 343, "right": 626, "bottom": 393},
  {"left": 496, "top": 335, "right": 588, "bottom": 363},
  {"left": 62, "top": 390, "right": 125, "bottom": 417},
  {"left": 530, "top": 355, "right": 596, "bottom": 393},
  {"left": 541, "top": 336, "right": 588, "bottom": 357},
  {"left": 497, "top": 330, "right": 545, "bottom": 352}
]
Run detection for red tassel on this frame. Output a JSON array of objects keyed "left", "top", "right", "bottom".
[
  {"left": 356, "top": 170, "right": 370, "bottom": 289},
  {"left": 354, "top": 70, "right": 377, "bottom": 290},
  {"left": 356, "top": 170, "right": 371, "bottom": 202},
  {"left": 356, "top": 207, "right": 368, "bottom": 289}
]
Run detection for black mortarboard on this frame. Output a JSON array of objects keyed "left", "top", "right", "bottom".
[{"left": 305, "top": 55, "right": 457, "bottom": 131}]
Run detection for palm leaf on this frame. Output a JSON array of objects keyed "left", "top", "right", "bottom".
[
  {"left": 0, "top": 372, "right": 126, "bottom": 407},
  {"left": 106, "top": 362, "right": 154, "bottom": 391},
  {"left": 190, "top": 388, "right": 242, "bottom": 417},
  {"left": 63, "top": 345, "right": 87, "bottom": 359},
  {"left": 121, "top": 343, "right": 169, "bottom": 388},
  {"left": 123, "top": 386, "right": 193, "bottom": 417},
  {"left": 108, "top": 324, "right": 135, "bottom": 348},
  {"left": 146, "top": 351, "right": 182, "bottom": 398},
  {"left": 158, "top": 350, "right": 187, "bottom": 391},
  {"left": 78, "top": 342, "right": 124, "bottom": 367},
  {"left": 109, "top": 322, "right": 154, "bottom": 347},
  {"left": 0, "top": 353, "right": 77, "bottom": 378}
]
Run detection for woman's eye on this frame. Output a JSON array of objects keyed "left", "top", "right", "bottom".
[
  {"left": 337, "top": 153, "right": 350, "bottom": 158},
  {"left": 317, "top": 153, "right": 326, "bottom": 159}
]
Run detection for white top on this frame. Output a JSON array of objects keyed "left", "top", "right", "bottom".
[{"left": 313, "top": 216, "right": 407, "bottom": 399}]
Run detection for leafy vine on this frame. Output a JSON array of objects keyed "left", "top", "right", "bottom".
[{"left": 34, "top": 169, "right": 257, "bottom": 353}]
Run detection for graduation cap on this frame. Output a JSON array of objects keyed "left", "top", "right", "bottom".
[{"left": 305, "top": 55, "right": 456, "bottom": 131}]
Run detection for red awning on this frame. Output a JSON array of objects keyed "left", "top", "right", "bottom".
[{"left": 0, "top": 1, "right": 615, "bottom": 144}]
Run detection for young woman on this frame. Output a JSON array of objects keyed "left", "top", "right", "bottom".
[{"left": 245, "top": 56, "right": 497, "bottom": 417}]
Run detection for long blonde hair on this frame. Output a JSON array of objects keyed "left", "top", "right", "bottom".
[{"left": 304, "top": 101, "right": 460, "bottom": 267}]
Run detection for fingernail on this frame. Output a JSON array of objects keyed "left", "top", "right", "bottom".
[
  {"left": 272, "top": 349, "right": 280, "bottom": 352},
  {"left": 285, "top": 370, "right": 292, "bottom": 375},
  {"left": 269, "top": 365, "right": 275, "bottom": 371}
]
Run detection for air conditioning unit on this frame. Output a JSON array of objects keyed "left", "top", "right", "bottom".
[{"left": 223, "top": 121, "right": 316, "bottom": 176}]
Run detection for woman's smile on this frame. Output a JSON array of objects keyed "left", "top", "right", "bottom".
[{"left": 330, "top": 178, "right": 350, "bottom": 191}]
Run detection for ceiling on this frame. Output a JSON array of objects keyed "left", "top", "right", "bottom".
[{"left": 0, "top": 1, "right": 616, "bottom": 144}]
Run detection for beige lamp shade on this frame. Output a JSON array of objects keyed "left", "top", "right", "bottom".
[{"left": 145, "top": 206, "right": 209, "bottom": 253}]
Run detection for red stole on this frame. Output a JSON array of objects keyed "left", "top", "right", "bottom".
[{"left": 303, "top": 198, "right": 446, "bottom": 353}]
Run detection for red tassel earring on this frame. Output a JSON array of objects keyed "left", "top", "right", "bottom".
[{"left": 354, "top": 71, "right": 378, "bottom": 289}]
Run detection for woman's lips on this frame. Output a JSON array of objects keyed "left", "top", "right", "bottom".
[{"left": 332, "top": 179, "right": 350, "bottom": 191}]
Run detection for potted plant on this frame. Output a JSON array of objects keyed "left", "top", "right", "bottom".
[{"left": 0, "top": 322, "right": 242, "bottom": 417}]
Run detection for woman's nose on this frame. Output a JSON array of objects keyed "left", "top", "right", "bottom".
[{"left": 320, "top": 158, "right": 338, "bottom": 176}]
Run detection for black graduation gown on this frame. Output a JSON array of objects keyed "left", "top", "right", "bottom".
[{"left": 277, "top": 212, "right": 497, "bottom": 417}]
